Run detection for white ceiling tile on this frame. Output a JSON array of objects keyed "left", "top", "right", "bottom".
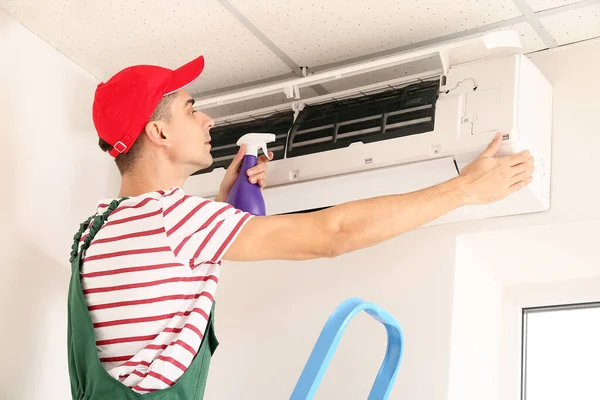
[
  {"left": 524, "top": 0, "right": 583, "bottom": 12},
  {"left": 228, "top": 0, "right": 522, "bottom": 66},
  {"left": 540, "top": 4, "right": 600, "bottom": 45},
  {"left": 0, "top": 0, "right": 292, "bottom": 93}
]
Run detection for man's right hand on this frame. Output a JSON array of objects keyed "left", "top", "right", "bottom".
[
  {"left": 223, "top": 131, "right": 536, "bottom": 262},
  {"left": 458, "top": 132, "right": 534, "bottom": 205}
]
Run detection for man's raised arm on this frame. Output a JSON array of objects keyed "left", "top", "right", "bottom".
[{"left": 223, "top": 133, "right": 534, "bottom": 262}]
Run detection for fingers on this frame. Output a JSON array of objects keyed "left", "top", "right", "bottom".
[
  {"left": 258, "top": 152, "right": 274, "bottom": 162},
  {"left": 478, "top": 132, "right": 503, "bottom": 158},
  {"left": 227, "top": 145, "right": 246, "bottom": 172},
  {"left": 510, "top": 155, "right": 534, "bottom": 176},
  {"left": 246, "top": 152, "right": 273, "bottom": 176},
  {"left": 247, "top": 161, "right": 267, "bottom": 176},
  {"left": 511, "top": 169, "right": 534, "bottom": 185},
  {"left": 247, "top": 161, "right": 268, "bottom": 186},
  {"left": 509, "top": 155, "right": 534, "bottom": 191},
  {"left": 249, "top": 172, "right": 267, "bottom": 186},
  {"left": 508, "top": 150, "right": 531, "bottom": 166},
  {"left": 235, "top": 144, "right": 246, "bottom": 161},
  {"left": 245, "top": 151, "right": 273, "bottom": 187},
  {"left": 509, "top": 176, "right": 533, "bottom": 193}
]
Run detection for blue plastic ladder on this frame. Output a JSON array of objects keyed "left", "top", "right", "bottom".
[{"left": 289, "top": 298, "right": 404, "bottom": 400}]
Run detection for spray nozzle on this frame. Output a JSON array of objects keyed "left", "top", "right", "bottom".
[{"left": 237, "top": 133, "right": 277, "bottom": 160}]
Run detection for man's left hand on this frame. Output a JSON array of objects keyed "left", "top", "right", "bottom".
[{"left": 215, "top": 144, "right": 273, "bottom": 203}]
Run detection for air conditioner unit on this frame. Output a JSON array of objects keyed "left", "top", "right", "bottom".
[{"left": 185, "top": 31, "right": 552, "bottom": 227}]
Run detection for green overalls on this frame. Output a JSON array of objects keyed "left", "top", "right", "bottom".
[{"left": 67, "top": 198, "right": 219, "bottom": 400}]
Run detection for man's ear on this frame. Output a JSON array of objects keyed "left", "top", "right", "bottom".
[{"left": 143, "top": 121, "right": 171, "bottom": 148}]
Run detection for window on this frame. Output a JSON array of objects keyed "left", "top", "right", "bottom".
[{"left": 522, "top": 302, "right": 600, "bottom": 400}]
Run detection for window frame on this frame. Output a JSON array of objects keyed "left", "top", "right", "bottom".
[{"left": 520, "top": 301, "right": 600, "bottom": 400}]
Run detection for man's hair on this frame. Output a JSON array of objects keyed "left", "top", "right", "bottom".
[{"left": 98, "top": 93, "right": 178, "bottom": 175}]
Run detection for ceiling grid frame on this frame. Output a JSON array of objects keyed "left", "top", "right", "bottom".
[
  {"left": 216, "top": 0, "right": 329, "bottom": 95},
  {"left": 535, "top": 0, "right": 600, "bottom": 15},
  {"left": 510, "top": 0, "right": 560, "bottom": 47}
]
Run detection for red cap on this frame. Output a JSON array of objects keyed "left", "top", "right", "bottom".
[{"left": 92, "top": 55, "right": 205, "bottom": 157}]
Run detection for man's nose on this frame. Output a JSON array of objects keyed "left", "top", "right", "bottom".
[{"left": 204, "top": 116, "right": 214, "bottom": 131}]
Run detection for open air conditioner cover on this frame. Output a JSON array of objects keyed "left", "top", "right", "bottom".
[
  {"left": 286, "top": 80, "right": 440, "bottom": 158},
  {"left": 192, "top": 80, "right": 441, "bottom": 174}
]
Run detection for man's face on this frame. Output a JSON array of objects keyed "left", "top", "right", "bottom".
[{"left": 163, "top": 90, "right": 214, "bottom": 171}]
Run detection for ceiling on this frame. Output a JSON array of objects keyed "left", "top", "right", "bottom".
[{"left": 1, "top": 0, "right": 599, "bottom": 111}]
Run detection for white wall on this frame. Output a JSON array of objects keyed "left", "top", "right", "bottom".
[
  {"left": 448, "top": 244, "right": 503, "bottom": 400},
  {"left": 2, "top": 5, "right": 600, "bottom": 399},
  {"left": 0, "top": 9, "right": 118, "bottom": 400},
  {"left": 205, "top": 37, "right": 600, "bottom": 400}
]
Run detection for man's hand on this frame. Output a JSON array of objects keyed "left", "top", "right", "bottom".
[
  {"left": 459, "top": 132, "right": 534, "bottom": 205},
  {"left": 215, "top": 144, "right": 274, "bottom": 203}
]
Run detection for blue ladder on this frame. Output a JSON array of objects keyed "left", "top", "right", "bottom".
[{"left": 289, "top": 298, "right": 404, "bottom": 400}]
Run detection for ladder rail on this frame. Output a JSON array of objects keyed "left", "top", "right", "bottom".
[{"left": 289, "top": 298, "right": 404, "bottom": 400}]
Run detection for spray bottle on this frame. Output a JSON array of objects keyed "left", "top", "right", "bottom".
[{"left": 225, "top": 133, "right": 276, "bottom": 216}]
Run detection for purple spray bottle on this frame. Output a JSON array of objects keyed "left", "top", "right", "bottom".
[{"left": 225, "top": 133, "right": 276, "bottom": 216}]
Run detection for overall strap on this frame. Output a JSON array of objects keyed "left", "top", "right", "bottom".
[{"left": 69, "top": 198, "right": 128, "bottom": 267}]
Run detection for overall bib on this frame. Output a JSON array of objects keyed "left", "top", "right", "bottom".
[{"left": 67, "top": 198, "right": 219, "bottom": 400}]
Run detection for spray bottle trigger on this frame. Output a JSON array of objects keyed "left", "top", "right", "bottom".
[{"left": 261, "top": 143, "right": 273, "bottom": 160}]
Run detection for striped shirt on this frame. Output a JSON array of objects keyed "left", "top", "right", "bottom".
[{"left": 79, "top": 186, "right": 252, "bottom": 393}]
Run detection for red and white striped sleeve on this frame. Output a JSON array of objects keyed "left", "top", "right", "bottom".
[{"left": 161, "top": 187, "right": 253, "bottom": 264}]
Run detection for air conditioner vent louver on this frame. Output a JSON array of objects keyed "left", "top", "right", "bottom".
[
  {"left": 193, "top": 81, "right": 440, "bottom": 176},
  {"left": 286, "top": 80, "right": 440, "bottom": 158}
]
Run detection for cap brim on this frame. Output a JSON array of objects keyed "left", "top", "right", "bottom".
[{"left": 164, "top": 55, "right": 205, "bottom": 96}]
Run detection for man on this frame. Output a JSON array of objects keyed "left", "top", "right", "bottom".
[{"left": 68, "top": 55, "right": 533, "bottom": 398}]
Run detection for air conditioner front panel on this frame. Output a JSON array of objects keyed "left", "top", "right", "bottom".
[{"left": 263, "top": 157, "right": 460, "bottom": 215}]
